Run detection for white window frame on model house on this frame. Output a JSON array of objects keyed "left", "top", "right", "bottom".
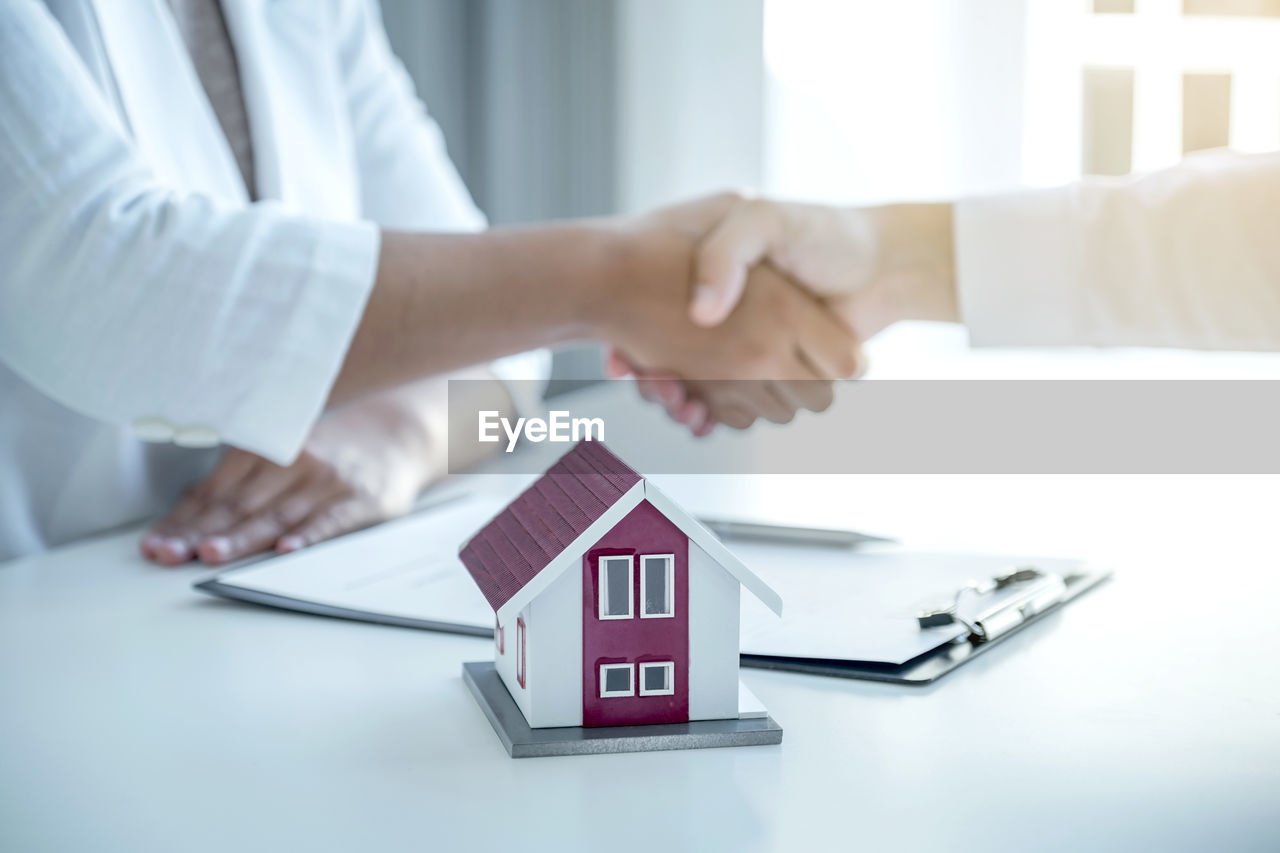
[
  {"left": 516, "top": 616, "right": 526, "bottom": 689},
  {"left": 599, "top": 663, "right": 635, "bottom": 698},
  {"left": 638, "top": 661, "right": 675, "bottom": 697},
  {"left": 639, "top": 554, "right": 675, "bottom": 618},
  {"left": 597, "top": 555, "right": 634, "bottom": 620}
]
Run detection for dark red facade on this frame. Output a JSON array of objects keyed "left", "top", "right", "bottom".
[{"left": 581, "top": 500, "right": 689, "bottom": 727}]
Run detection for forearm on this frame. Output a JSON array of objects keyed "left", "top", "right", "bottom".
[
  {"left": 146, "top": 369, "right": 515, "bottom": 565},
  {"left": 853, "top": 202, "right": 957, "bottom": 339},
  {"left": 828, "top": 153, "right": 1280, "bottom": 352},
  {"left": 331, "top": 224, "right": 620, "bottom": 402},
  {"left": 337, "top": 366, "right": 515, "bottom": 490}
]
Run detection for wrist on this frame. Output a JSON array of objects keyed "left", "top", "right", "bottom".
[
  {"left": 562, "top": 217, "right": 636, "bottom": 342},
  {"left": 336, "top": 393, "right": 437, "bottom": 489},
  {"left": 867, "top": 202, "right": 959, "bottom": 326}
]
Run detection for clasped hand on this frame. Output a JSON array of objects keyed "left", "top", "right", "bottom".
[
  {"left": 610, "top": 194, "right": 955, "bottom": 433},
  {"left": 598, "top": 194, "right": 866, "bottom": 433}
]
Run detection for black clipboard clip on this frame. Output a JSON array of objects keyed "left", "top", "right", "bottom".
[
  {"left": 741, "top": 562, "right": 1111, "bottom": 685},
  {"left": 917, "top": 566, "right": 1069, "bottom": 643}
]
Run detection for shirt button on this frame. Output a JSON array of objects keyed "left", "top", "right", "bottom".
[
  {"left": 131, "top": 417, "right": 176, "bottom": 442},
  {"left": 173, "top": 425, "right": 222, "bottom": 448}
]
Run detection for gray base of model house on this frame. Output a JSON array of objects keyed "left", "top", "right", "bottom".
[{"left": 463, "top": 661, "right": 784, "bottom": 758}]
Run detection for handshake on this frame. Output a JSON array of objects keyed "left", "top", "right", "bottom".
[
  {"left": 136, "top": 191, "right": 957, "bottom": 567},
  {"left": 597, "top": 193, "right": 958, "bottom": 434}
]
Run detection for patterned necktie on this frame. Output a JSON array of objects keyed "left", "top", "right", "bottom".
[{"left": 166, "top": 0, "right": 257, "bottom": 199}]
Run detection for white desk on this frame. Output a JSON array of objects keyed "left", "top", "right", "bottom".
[{"left": 3, "top": 381, "right": 1279, "bottom": 852}]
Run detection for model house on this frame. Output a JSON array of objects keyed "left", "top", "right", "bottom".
[{"left": 459, "top": 440, "right": 783, "bottom": 731}]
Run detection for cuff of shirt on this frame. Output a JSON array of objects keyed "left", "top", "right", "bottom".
[
  {"left": 954, "top": 188, "right": 1089, "bottom": 348},
  {"left": 222, "top": 220, "right": 381, "bottom": 464}
]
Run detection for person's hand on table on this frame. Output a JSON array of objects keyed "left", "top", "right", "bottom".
[
  {"left": 615, "top": 196, "right": 955, "bottom": 434},
  {"left": 604, "top": 195, "right": 863, "bottom": 431},
  {"left": 140, "top": 395, "right": 436, "bottom": 566}
]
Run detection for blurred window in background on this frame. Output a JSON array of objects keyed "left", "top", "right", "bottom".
[
  {"left": 764, "top": 0, "right": 1280, "bottom": 201},
  {"left": 1039, "top": 0, "right": 1280, "bottom": 180}
]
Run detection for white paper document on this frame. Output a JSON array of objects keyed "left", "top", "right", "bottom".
[{"left": 202, "top": 494, "right": 505, "bottom": 632}]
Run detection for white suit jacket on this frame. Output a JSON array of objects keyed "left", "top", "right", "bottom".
[{"left": 0, "top": 0, "right": 544, "bottom": 558}]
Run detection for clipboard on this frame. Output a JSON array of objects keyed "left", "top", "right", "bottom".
[{"left": 740, "top": 565, "right": 1112, "bottom": 684}]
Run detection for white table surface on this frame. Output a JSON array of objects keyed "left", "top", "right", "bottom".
[{"left": 3, "top": 372, "right": 1280, "bottom": 852}]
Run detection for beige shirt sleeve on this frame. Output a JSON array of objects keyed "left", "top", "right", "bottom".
[{"left": 954, "top": 150, "right": 1280, "bottom": 351}]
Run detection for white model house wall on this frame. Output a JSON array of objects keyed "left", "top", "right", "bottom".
[
  {"left": 495, "top": 601, "right": 533, "bottom": 723},
  {"left": 687, "top": 541, "right": 740, "bottom": 721},
  {"left": 524, "top": 566, "right": 584, "bottom": 729}
]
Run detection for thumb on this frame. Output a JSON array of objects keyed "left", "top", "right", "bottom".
[{"left": 690, "top": 200, "right": 782, "bottom": 327}]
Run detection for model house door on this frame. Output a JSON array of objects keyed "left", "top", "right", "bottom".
[{"left": 581, "top": 501, "right": 689, "bottom": 727}]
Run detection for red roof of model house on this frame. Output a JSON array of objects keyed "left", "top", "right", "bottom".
[
  {"left": 459, "top": 441, "right": 782, "bottom": 625},
  {"left": 460, "top": 441, "right": 641, "bottom": 612}
]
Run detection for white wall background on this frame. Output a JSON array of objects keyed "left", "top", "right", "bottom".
[
  {"left": 613, "top": 0, "right": 766, "bottom": 213},
  {"left": 763, "top": 0, "right": 1029, "bottom": 204}
]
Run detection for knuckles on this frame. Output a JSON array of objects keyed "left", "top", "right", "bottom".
[
  {"left": 833, "top": 347, "right": 862, "bottom": 379},
  {"left": 810, "top": 383, "right": 836, "bottom": 412},
  {"left": 730, "top": 328, "right": 792, "bottom": 378},
  {"left": 707, "top": 189, "right": 748, "bottom": 212},
  {"left": 720, "top": 410, "right": 757, "bottom": 429}
]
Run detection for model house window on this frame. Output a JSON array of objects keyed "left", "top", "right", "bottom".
[
  {"left": 516, "top": 617, "right": 526, "bottom": 689},
  {"left": 640, "top": 554, "right": 675, "bottom": 618},
  {"left": 638, "top": 662, "right": 675, "bottom": 697},
  {"left": 598, "top": 555, "right": 633, "bottom": 620},
  {"left": 495, "top": 618, "right": 504, "bottom": 655},
  {"left": 599, "top": 663, "right": 634, "bottom": 698}
]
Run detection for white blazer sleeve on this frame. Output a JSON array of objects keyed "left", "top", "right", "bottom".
[
  {"left": 333, "top": 0, "right": 484, "bottom": 232},
  {"left": 333, "top": 0, "right": 550, "bottom": 412},
  {"left": 0, "top": 1, "right": 380, "bottom": 465},
  {"left": 954, "top": 150, "right": 1280, "bottom": 350}
]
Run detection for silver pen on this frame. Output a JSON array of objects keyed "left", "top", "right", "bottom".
[{"left": 698, "top": 517, "right": 895, "bottom": 548}]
